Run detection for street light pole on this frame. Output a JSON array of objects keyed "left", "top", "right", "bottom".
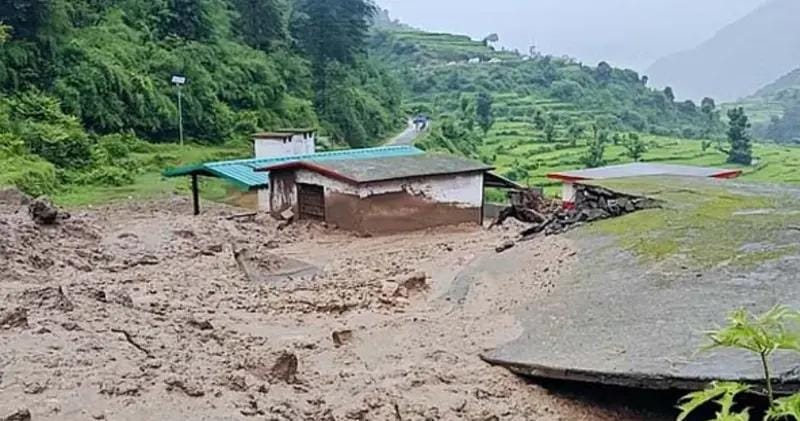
[
  {"left": 177, "top": 85, "right": 184, "bottom": 147},
  {"left": 171, "top": 75, "right": 187, "bottom": 146}
]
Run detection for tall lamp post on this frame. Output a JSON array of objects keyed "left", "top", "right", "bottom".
[{"left": 171, "top": 75, "right": 187, "bottom": 146}]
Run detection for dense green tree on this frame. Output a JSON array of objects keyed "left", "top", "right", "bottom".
[
  {"left": 164, "top": 0, "right": 216, "bottom": 40},
  {"left": 664, "top": 86, "right": 675, "bottom": 102},
  {"left": 475, "top": 92, "right": 494, "bottom": 133},
  {"left": 582, "top": 130, "right": 607, "bottom": 168},
  {"left": 700, "top": 97, "right": 716, "bottom": 115},
  {"left": 623, "top": 133, "right": 647, "bottom": 161},
  {"left": 765, "top": 102, "right": 800, "bottom": 143},
  {"left": 567, "top": 123, "right": 584, "bottom": 147},
  {"left": 0, "top": 0, "right": 52, "bottom": 39},
  {"left": 543, "top": 119, "right": 556, "bottom": 143},
  {"left": 292, "top": 0, "right": 375, "bottom": 69},
  {"left": 596, "top": 61, "right": 612, "bottom": 83},
  {"left": 726, "top": 107, "right": 753, "bottom": 165},
  {"left": 532, "top": 109, "right": 546, "bottom": 130},
  {"left": 232, "top": 0, "right": 287, "bottom": 50}
]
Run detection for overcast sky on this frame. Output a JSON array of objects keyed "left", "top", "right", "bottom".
[{"left": 375, "top": 0, "right": 768, "bottom": 70}]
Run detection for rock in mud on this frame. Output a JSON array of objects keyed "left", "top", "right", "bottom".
[
  {"left": 28, "top": 197, "right": 62, "bottom": 225},
  {"left": 401, "top": 272, "right": 428, "bottom": 293},
  {"left": 188, "top": 318, "right": 214, "bottom": 331},
  {"left": 0, "top": 308, "right": 29, "bottom": 330},
  {"left": 164, "top": 377, "right": 205, "bottom": 397},
  {"left": 18, "top": 286, "right": 74, "bottom": 312},
  {"left": 270, "top": 352, "right": 298, "bottom": 384},
  {"left": 1, "top": 409, "right": 31, "bottom": 421},
  {"left": 332, "top": 330, "right": 353, "bottom": 347},
  {"left": 495, "top": 240, "right": 515, "bottom": 253}
]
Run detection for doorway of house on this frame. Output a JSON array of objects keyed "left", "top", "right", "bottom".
[{"left": 297, "top": 183, "right": 325, "bottom": 221}]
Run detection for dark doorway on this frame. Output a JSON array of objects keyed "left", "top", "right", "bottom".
[{"left": 297, "top": 183, "right": 325, "bottom": 221}]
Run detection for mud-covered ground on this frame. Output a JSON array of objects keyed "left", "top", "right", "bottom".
[{"left": 0, "top": 195, "right": 668, "bottom": 420}]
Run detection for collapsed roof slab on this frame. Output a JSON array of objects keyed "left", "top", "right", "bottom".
[{"left": 481, "top": 176, "right": 800, "bottom": 392}]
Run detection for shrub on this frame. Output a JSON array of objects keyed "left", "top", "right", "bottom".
[{"left": 0, "top": 157, "right": 58, "bottom": 196}]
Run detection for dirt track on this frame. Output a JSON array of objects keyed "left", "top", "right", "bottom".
[{"left": 0, "top": 196, "right": 666, "bottom": 420}]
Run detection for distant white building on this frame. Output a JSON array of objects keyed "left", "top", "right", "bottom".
[
  {"left": 253, "top": 129, "right": 316, "bottom": 159},
  {"left": 468, "top": 57, "right": 481, "bottom": 64},
  {"left": 488, "top": 58, "right": 502, "bottom": 64}
]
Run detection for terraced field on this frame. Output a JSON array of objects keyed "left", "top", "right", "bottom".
[{"left": 475, "top": 93, "right": 800, "bottom": 196}]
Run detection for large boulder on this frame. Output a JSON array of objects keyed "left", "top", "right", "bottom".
[{"left": 27, "top": 197, "right": 61, "bottom": 225}]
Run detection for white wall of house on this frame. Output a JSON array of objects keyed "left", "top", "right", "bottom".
[
  {"left": 294, "top": 170, "right": 483, "bottom": 208},
  {"left": 254, "top": 137, "right": 293, "bottom": 159},
  {"left": 257, "top": 187, "right": 271, "bottom": 212},
  {"left": 253, "top": 132, "right": 316, "bottom": 159},
  {"left": 253, "top": 131, "right": 316, "bottom": 212}
]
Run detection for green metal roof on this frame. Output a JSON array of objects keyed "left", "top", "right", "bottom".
[{"left": 163, "top": 145, "right": 424, "bottom": 191}]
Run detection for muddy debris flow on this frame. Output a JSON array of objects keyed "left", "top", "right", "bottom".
[{"left": 0, "top": 196, "right": 663, "bottom": 420}]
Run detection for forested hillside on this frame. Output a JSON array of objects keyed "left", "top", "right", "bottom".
[
  {"left": 369, "top": 27, "right": 800, "bottom": 194},
  {"left": 734, "top": 68, "right": 800, "bottom": 143},
  {"left": 370, "top": 29, "right": 723, "bottom": 158},
  {"left": 0, "top": 0, "right": 403, "bottom": 196}
]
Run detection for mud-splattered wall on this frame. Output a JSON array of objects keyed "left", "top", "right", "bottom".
[{"left": 269, "top": 169, "right": 485, "bottom": 235}]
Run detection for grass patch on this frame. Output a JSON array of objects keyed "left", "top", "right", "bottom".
[{"left": 586, "top": 177, "right": 800, "bottom": 269}]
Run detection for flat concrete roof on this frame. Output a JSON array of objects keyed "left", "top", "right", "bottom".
[
  {"left": 548, "top": 163, "right": 742, "bottom": 182},
  {"left": 258, "top": 154, "right": 494, "bottom": 184}
]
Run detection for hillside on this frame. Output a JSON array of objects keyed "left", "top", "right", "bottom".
[
  {"left": 732, "top": 67, "right": 800, "bottom": 142},
  {"left": 646, "top": 0, "right": 800, "bottom": 102},
  {"left": 369, "top": 27, "right": 800, "bottom": 195},
  {"left": 0, "top": 0, "right": 403, "bottom": 199},
  {"left": 371, "top": 29, "right": 717, "bottom": 137}
]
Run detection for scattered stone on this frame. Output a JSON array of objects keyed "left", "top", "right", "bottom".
[
  {"left": 332, "top": 330, "right": 353, "bottom": 348},
  {"left": 99, "top": 380, "right": 141, "bottom": 397},
  {"left": 110, "top": 291, "right": 134, "bottom": 308},
  {"left": 61, "top": 321, "right": 81, "bottom": 331},
  {"left": 18, "top": 286, "right": 74, "bottom": 312},
  {"left": 240, "top": 398, "right": 264, "bottom": 417},
  {"left": 188, "top": 318, "right": 214, "bottom": 331},
  {"left": 133, "top": 254, "right": 159, "bottom": 266},
  {"left": 28, "top": 197, "right": 61, "bottom": 225},
  {"left": 1, "top": 409, "right": 31, "bottom": 421},
  {"left": 23, "top": 380, "right": 47, "bottom": 395},
  {"left": 381, "top": 281, "right": 401, "bottom": 297},
  {"left": 518, "top": 184, "right": 659, "bottom": 238},
  {"left": 280, "top": 209, "right": 295, "bottom": 221},
  {"left": 224, "top": 374, "right": 248, "bottom": 392},
  {"left": 91, "top": 289, "right": 108, "bottom": 303},
  {"left": 203, "top": 244, "right": 224, "bottom": 255},
  {"left": 495, "top": 240, "right": 515, "bottom": 253},
  {"left": 270, "top": 352, "right": 298, "bottom": 384},
  {"left": 164, "top": 377, "right": 205, "bottom": 397},
  {"left": 173, "top": 229, "right": 196, "bottom": 239},
  {"left": 0, "top": 308, "right": 29, "bottom": 330},
  {"left": 401, "top": 272, "right": 428, "bottom": 293}
]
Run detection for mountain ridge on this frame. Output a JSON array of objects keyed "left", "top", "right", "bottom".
[{"left": 646, "top": 0, "right": 800, "bottom": 102}]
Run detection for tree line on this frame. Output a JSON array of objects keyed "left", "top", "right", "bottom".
[{"left": 0, "top": 0, "right": 404, "bottom": 194}]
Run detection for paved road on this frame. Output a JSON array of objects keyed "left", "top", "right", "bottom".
[{"left": 386, "top": 121, "right": 424, "bottom": 146}]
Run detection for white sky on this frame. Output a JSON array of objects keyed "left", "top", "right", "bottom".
[{"left": 375, "top": 0, "right": 768, "bottom": 70}]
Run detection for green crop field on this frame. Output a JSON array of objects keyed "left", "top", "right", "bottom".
[{"left": 429, "top": 90, "right": 800, "bottom": 199}]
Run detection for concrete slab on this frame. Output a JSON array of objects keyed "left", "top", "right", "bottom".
[{"left": 483, "top": 177, "right": 800, "bottom": 391}]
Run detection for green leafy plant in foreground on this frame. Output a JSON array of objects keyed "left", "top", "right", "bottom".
[{"left": 678, "top": 306, "right": 800, "bottom": 420}]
